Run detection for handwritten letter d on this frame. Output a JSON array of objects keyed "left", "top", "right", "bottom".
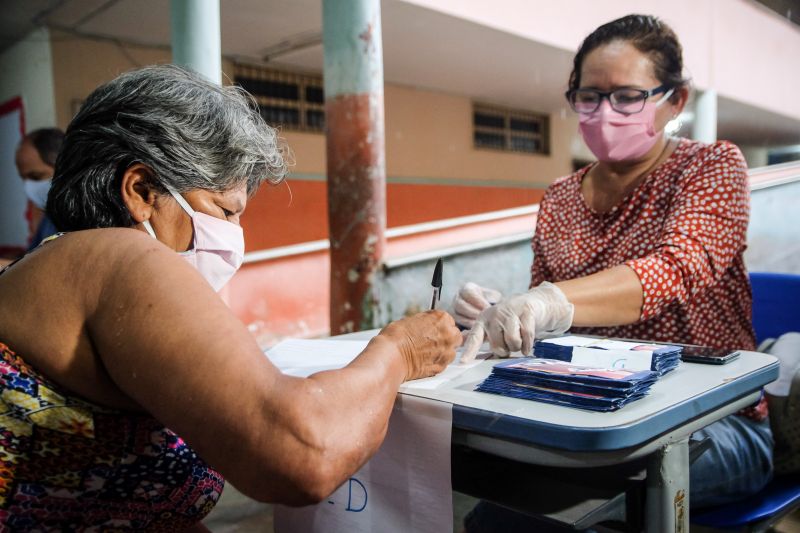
[{"left": 346, "top": 478, "right": 368, "bottom": 512}]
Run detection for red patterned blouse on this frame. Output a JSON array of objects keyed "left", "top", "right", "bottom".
[{"left": 531, "top": 138, "right": 766, "bottom": 420}]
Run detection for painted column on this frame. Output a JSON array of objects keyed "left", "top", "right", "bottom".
[
  {"left": 323, "top": 0, "right": 386, "bottom": 334},
  {"left": 170, "top": 0, "right": 221, "bottom": 84},
  {"left": 692, "top": 89, "right": 717, "bottom": 143}
]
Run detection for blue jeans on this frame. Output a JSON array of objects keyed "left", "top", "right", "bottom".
[
  {"left": 464, "top": 414, "right": 774, "bottom": 532},
  {"left": 690, "top": 413, "right": 773, "bottom": 507}
]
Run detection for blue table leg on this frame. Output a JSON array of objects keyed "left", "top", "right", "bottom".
[{"left": 645, "top": 437, "right": 690, "bottom": 532}]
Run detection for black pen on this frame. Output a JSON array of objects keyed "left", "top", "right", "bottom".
[{"left": 430, "top": 258, "right": 443, "bottom": 310}]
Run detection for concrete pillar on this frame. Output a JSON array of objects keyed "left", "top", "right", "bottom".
[
  {"left": 692, "top": 89, "right": 717, "bottom": 143},
  {"left": 323, "top": 0, "right": 387, "bottom": 334},
  {"left": 170, "top": 0, "right": 221, "bottom": 84}
]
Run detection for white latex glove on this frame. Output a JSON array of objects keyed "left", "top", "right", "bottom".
[
  {"left": 451, "top": 282, "right": 503, "bottom": 329},
  {"left": 461, "top": 281, "right": 574, "bottom": 363}
]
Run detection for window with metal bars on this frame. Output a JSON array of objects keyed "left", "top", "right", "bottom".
[
  {"left": 473, "top": 104, "right": 549, "bottom": 155},
  {"left": 234, "top": 64, "right": 325, "bottom": 132}
]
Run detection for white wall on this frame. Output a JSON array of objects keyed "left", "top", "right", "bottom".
[
  {"left": 402, "top": 0, "right": 800, "bottom": 122},
  {"left": 0, "top": 27, "right": 57, "bottom": 131},
  {"left": 747, "top": 180, "right": 800, "bottom": 274},
  {"left": 0, "top": 27, "right": 56, "bottom": 248}
]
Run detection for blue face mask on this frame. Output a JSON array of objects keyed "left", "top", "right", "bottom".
[{"left": 23, "top": 178, "right": 52, "bottom": 210}]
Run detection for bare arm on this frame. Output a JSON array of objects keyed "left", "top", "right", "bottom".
[
  {"left": 550, "top": 142, "right": 748, "bottom": 330},
  {"left": 529, "top": 189, "right": 643, "bottom": 328},
  {"left": 555, "top": 264, "right": 644, "bottom": 327},
  {"left": 84, "top": 230, "right": 458, "bottom": 504}
]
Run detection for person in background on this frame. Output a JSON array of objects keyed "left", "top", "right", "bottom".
[
  {"left": 0, "top": 65, "right": 462, "bottom": 531},
  {"left": 454, "top": 14, "right": 772, "bottom": 531},
  {"left": 0, "top": 129, "right": 63, "bottom": 268},
  {"left": 16, "top": 128, "right": 62, "bottom": 248}
]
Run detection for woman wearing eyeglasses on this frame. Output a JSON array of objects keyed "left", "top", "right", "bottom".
[{"left": 456, "top": 14, "right": 772, "bottom": 529}]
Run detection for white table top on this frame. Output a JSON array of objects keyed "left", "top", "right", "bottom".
[{"left": 336, "top": 330, "right": 778, "bottom": 453}]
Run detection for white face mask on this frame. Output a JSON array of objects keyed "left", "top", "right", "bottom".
[
  {"left": 23, "top": 178, "right": 52, "bottom": 210},
  {"left": 142, "top": 186, "right": 245, "bottom": 292}
]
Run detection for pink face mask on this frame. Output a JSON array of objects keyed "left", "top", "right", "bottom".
[
  {"left": 578, "top": 89, "right": 674, "bottom": 163},
  {"left": 142, "top": 186, "right": 244, "bottom": 292}
]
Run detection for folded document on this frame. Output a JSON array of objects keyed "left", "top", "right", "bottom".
[{"left": 534, "top": 335, "right": 682, "bottom": 376}]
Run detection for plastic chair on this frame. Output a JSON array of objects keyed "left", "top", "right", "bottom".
[
  {"left": 749, "top": 272, "right": 800, "bottom": 345},
  {"left": 692, "top": 476, "right": 800, "bottom": 531},
  {"left": 691, "top": 272, "right": 800, "bottom": 532}
]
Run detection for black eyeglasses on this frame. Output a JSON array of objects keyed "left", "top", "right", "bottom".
[{"left": 565, "top": 84, "right": 673, "bottom": 115}]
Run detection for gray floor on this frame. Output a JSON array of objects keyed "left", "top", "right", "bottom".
[
  {"left": 202, "top": 485, "right": 273, "bottom": 532},
  {"left": 204, "top": 484, "right": 800, "bottom": 532},
  {"left": 202, "top": 484, "right": 478, "bottom": 533}
]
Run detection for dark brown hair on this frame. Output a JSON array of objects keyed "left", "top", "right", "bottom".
[
  {"left": 568, "top": 14, "right": 688, "bottom": 95},
  {"left": 23, "top": 128, "right": 64, "bottom": 167}
]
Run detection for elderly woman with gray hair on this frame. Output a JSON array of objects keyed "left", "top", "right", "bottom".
[{"left": 0, "top": 65, "right": 461, "bottom": 531}]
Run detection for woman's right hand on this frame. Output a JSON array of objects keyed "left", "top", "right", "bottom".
[
  {"left": 451, "top": 282, "right": 503, "bottom": 329},
  {"left": 377, "top": 310, "right": 462, "bottom": 381}
]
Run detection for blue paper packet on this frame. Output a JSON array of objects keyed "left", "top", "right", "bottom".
[{"left": 475, "top": 357, "right": 659, "bottom": 411}]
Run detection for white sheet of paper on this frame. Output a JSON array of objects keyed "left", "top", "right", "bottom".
[
  {"left": 544, "top": 336, "right": 664, "bottom": 352},
  {"left": 570, "top": 347, "right": 653, "bottom": 371},
  {"left": 274, "top": 395, "right": 453, "bottom": 533},
  {"left": 544, "top": 335, "right": 595, "bottom": 347},
  {"left": 590, "top": 339, "right": 661, "bottom": 351},
  {"left": 266, "top": 339, "right": 369, "bottom": 377},
  {"left": 402, "top": 348, "right": 483, "bottom": 390},
  {"left": 266, "top": 338, "right": 481, "bottom": 388}
]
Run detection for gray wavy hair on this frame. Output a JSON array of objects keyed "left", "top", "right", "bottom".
[{"left": 48, "top": 64, "right": 287, "bottom": 231}]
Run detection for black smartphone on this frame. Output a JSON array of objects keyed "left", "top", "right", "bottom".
[{"left": 679, "top": 344, "right": 741, "bottom": 365}]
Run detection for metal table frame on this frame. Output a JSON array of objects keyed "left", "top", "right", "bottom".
[{"left": 336, "top": 330, "right": 779, "bottom": 531}]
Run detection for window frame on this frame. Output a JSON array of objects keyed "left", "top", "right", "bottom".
[
  {"left": 234, "top": 63, "right": 325, "bottom": 133},
  {"left": 472, "top": 103, "right": 550, "bottom": 155}
]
